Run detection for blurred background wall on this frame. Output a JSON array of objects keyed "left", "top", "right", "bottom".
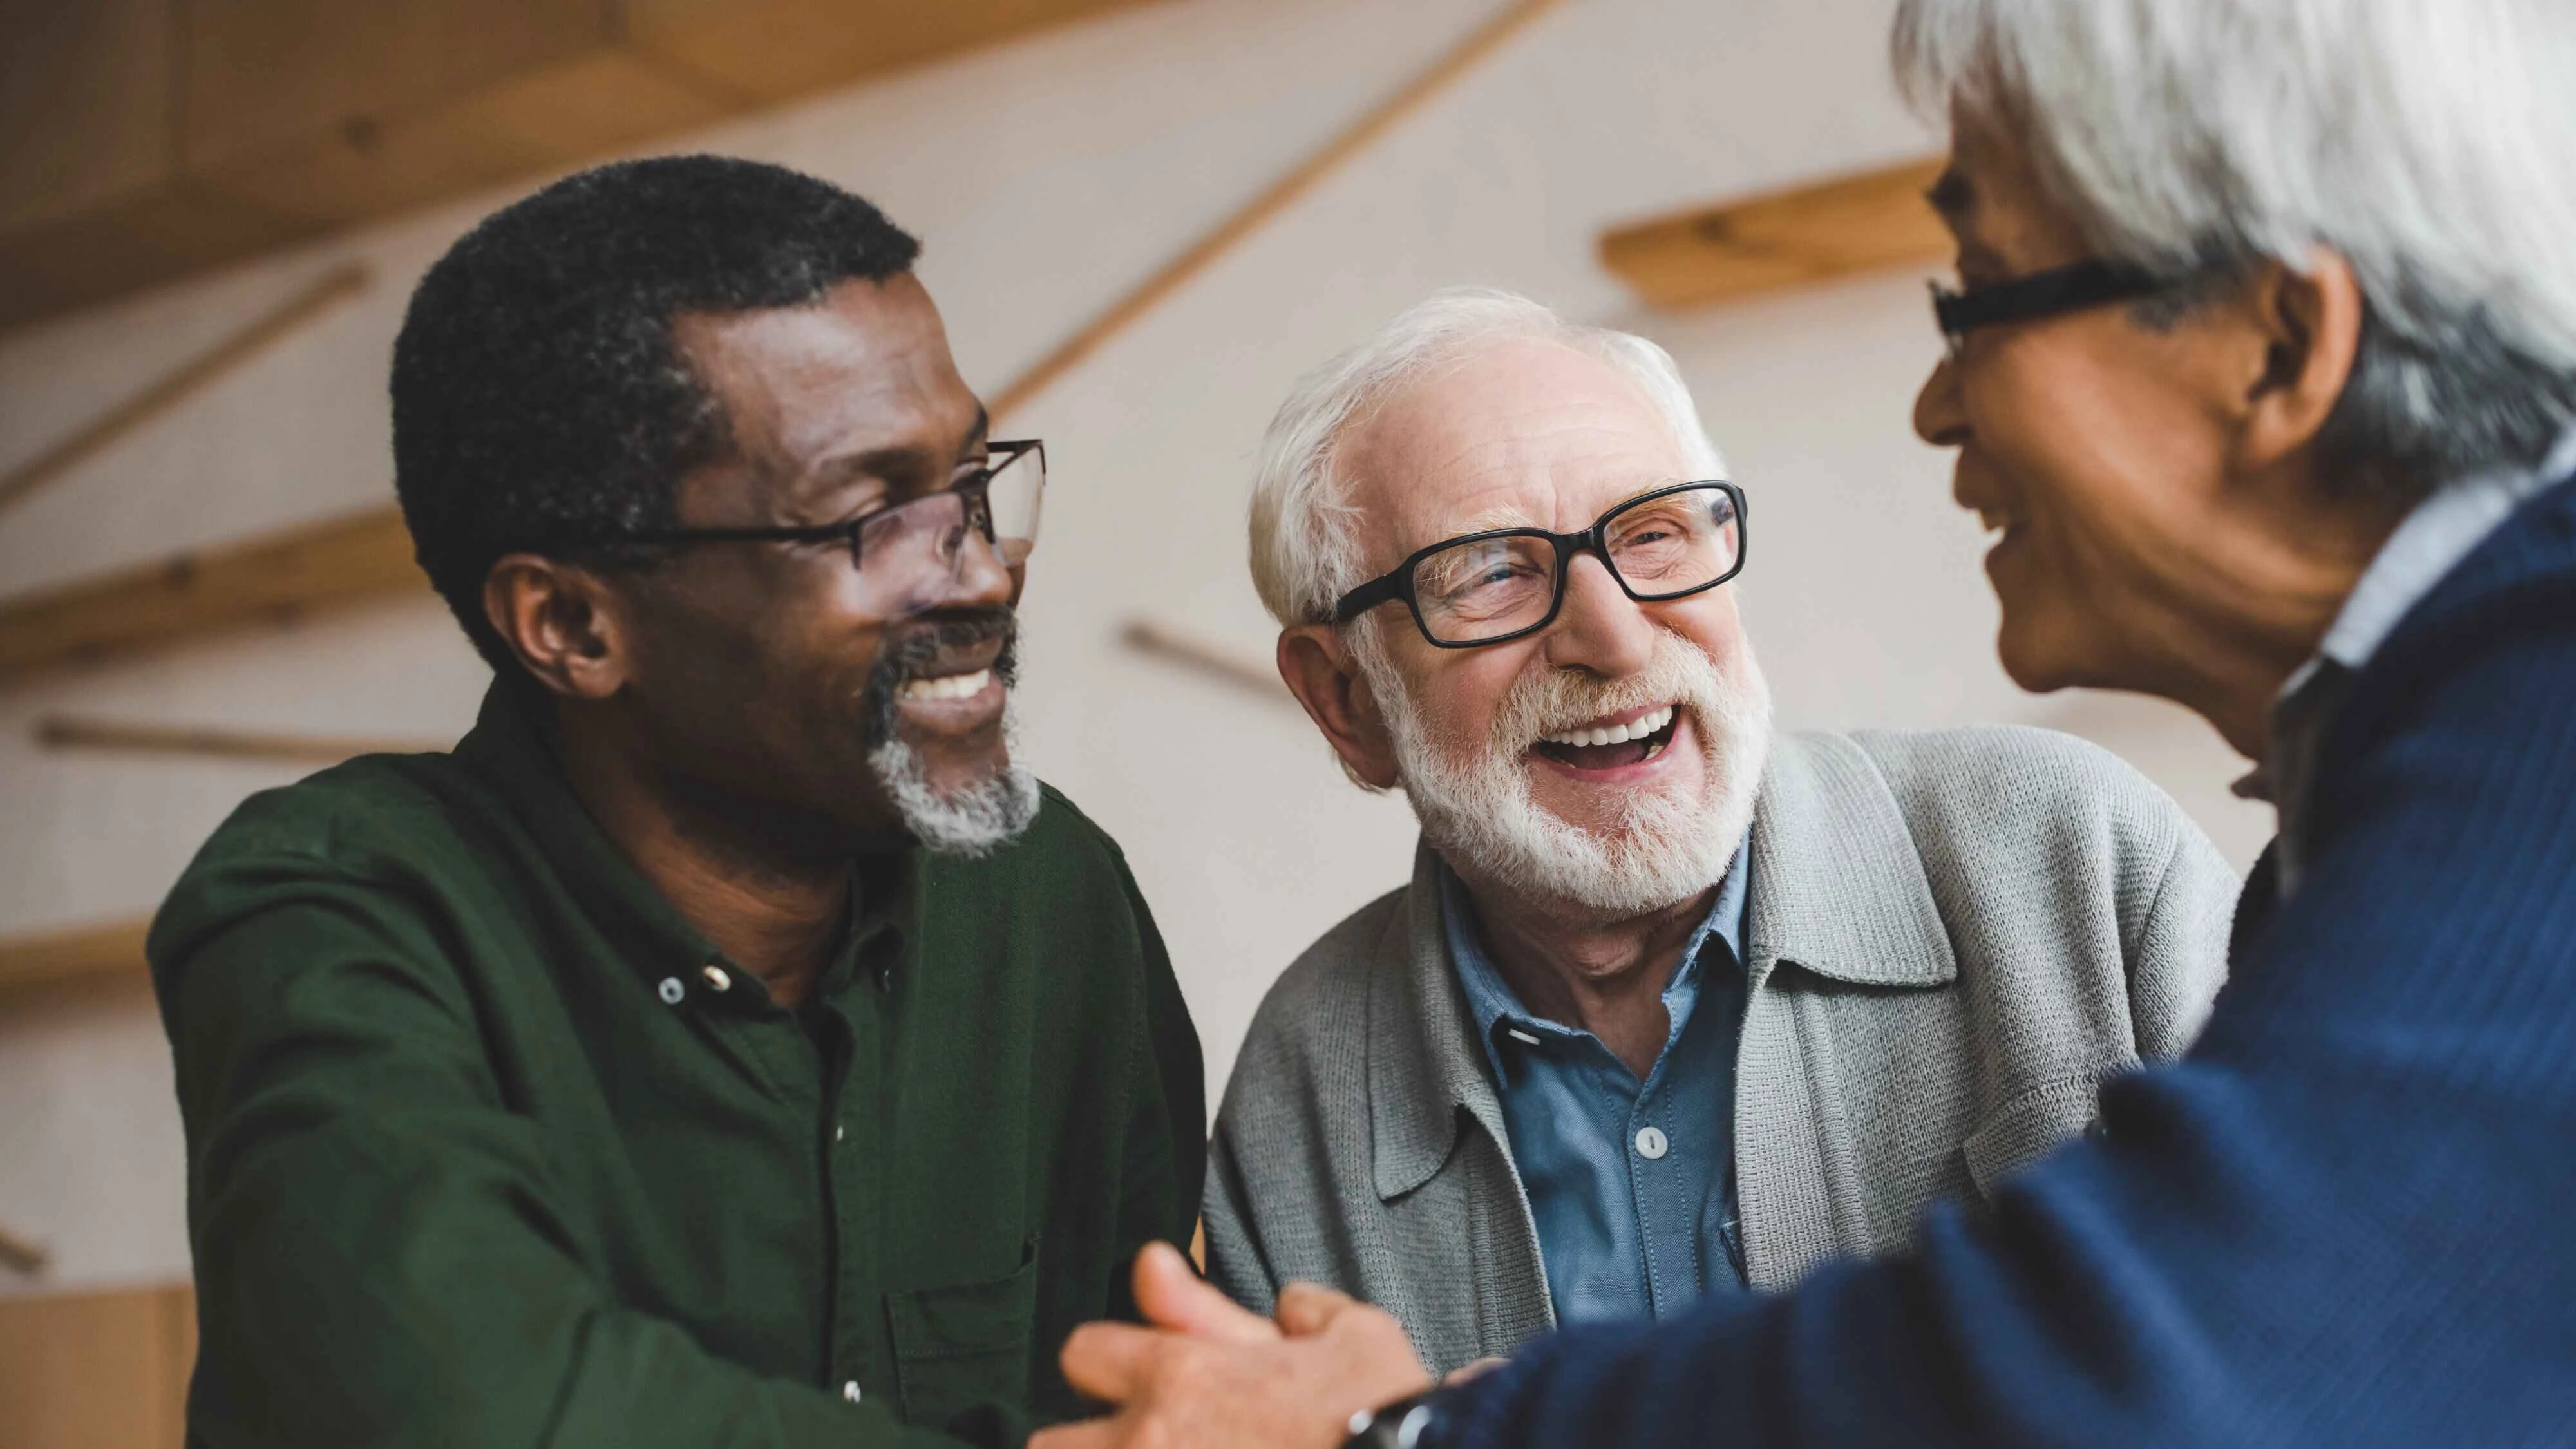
[{"left": 0, "top": 0, "right": 2266, "bottom": 1348}]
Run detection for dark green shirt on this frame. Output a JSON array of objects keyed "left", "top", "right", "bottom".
[{"left": 148, "top": 682, "right": 1204, "bottom": 1449}]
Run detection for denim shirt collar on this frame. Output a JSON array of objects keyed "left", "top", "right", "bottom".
[{"left": 1438, "top": 834, "right": 1752, "bottom": 1086}]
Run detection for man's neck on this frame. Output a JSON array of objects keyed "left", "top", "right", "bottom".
[
  {"left": 2182, "top": 476, "right": 2408, "bottom": 760},
  {"left": 1454, "top": 866, "right": 1718, "bottom": 1079},
  {"left": 553, "top": 711, "right": 856, "bottom": 1009}
]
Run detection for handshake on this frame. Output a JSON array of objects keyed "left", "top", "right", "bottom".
[{"left": 1034, "top": 1244, "right": 1450, "bottom": 1449}]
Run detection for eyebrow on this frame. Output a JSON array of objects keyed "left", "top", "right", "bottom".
[
  {"left": 1433, "top": 479, "right": 1693, "bottom": 543},
  {"left": 804, "top": 406, "right": 994, "bottom": 497}
]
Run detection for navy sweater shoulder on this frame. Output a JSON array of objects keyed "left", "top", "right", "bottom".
[{"left": 1452, "top": 475, "right": 2576, "bottom": 1448}]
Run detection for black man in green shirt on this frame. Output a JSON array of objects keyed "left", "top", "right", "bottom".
[{"left": 147, "top": 156, "right": 1204, "bottom": 1449}]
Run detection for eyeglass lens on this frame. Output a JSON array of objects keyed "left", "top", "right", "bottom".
[
  {"left": 1410, "top": 484, "right": 1741, "bottom": 644},
  {"left": 848, "top": 444, "right": 1045, "bottom": 616}
]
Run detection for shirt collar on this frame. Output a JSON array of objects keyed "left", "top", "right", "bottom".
[
  {"left": 2241, "top": 428, "right": 2576, "bottom": 802},
  {"left": 453, "top": 677, "right": 911, "bottom": 1007},
  {"left": 1437, "top": 835, "right": 1751, "bottom": 1083}
]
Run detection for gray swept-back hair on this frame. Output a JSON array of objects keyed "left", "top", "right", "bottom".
[
  {"left": 1893, "top": 0, "right": 2576, "bottom": 502},
  {"left": 1249, "top": 288, "right": 1725, "bottom": 629}
]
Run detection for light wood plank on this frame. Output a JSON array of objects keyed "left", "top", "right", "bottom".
[
  {"left": 178, "top": 0, "right": 609, "bottom": 171},
  {"left": 0, "top": 506, "right": 424, "bottom": 686},
  {"left": 1121, "top": 618, "right": 1288, "bottom": 703},
  {"left": 193, "top": 50, "right": 744, "bottom": 229},
  {"left": 0, "top": 918, "right": 151, "bottom": 996},
  {"left": 0, "top": 265, "right": 368, "bottom": 515},
  {"left": 632, "top": 0, "right": 1160, "bottom": 106},
  {"left": 38, "top": 715, "right": 450, "bottom": 764},
  {"left": 1, "top": 0, "right": 1169, "bottom": 328},
  {"left": 989, "top": 0, "right": 1570, "bottom": 418},
  {"left": 0, "top": 1220, "right": 49, "bottom": 1276},
  {"left": 1598, "top": 156, "right": 1950, "bottom": 310},
  {"left": 0, "top": 1282, "right": 196, "bottom": 1449},
  {"left": 0, "top": 0, "right": 1555, "bottom": 686},
  {"left": 0, "top": 0, "right": 176, "bottom": 235}
]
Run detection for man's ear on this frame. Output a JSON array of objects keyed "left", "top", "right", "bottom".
[
  {"left": 1276, "top": 624, "right": 1400, "bottom": 791},
  {"left": 2236, "top": 248, "right": 2366, "bottom": 477},
  {"left": 483, "top": 553, "right": 633, "bottom": 700}
]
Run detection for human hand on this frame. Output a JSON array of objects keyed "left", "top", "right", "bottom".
[{"left": 1030, "top": 1242, "right": 1435, "bottom": 1449}]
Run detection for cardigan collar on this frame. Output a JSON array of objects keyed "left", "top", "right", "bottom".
[{"left": 1365, "top": 730, "right": 1957, "bottom": 1202}]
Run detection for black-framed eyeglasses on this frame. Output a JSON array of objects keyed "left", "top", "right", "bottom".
[
  {"left": 1332, "top": 480, "right": 1748, "bottom": 648},
  {"left": 614, "top": 438, "right": 1045, "bottom": 616},
  {"left": 1930, "top": 260, "right": 2166, "bottom": 358}
]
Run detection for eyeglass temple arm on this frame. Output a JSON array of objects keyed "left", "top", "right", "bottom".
[{"left": 1331, "top": 573, "right": 1408, "bottom": 623}]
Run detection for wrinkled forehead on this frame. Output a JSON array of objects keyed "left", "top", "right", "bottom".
[{"left": 1337, "top": 337, "right": 1692, "bottom": 565}]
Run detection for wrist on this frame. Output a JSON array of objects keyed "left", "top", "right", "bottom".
[{"left": 1341, "top": 1383, "right": 1454, "bottom": 1449}]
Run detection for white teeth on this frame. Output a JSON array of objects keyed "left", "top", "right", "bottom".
[
  {"left": 899, "top": 668, "right": 992, "bottom": 703},
  {"left": 1540, "top": 705, "right": 1674, "bottom": 748}
]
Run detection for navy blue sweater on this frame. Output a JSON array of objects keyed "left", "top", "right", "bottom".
[{"left": 1446, "top": 473, "right": 2576, "bottom": 1446}]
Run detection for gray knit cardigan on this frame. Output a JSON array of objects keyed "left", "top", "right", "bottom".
[{"left": 1202, "top": 727, "right": 2238, "bottom": 1374}]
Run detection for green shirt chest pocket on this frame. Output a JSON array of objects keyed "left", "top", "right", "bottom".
[{"left": 888, "top": 1240, "right": 1041, "bottom": 1435}]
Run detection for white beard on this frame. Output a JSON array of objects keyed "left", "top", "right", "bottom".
[
  {"left": 867, "top": 690, "right": 1042, "bottom": 858},
  {"left": 1355, "top": 621, "right": 1772, "bottom": 920}
]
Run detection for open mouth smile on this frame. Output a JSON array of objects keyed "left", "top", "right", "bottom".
[
  {"left": 899, "top": 667, "right": 994, "bottom": 703},
  {"left": 1530, "top": 703, "right": 1680, "bottom": 772}
]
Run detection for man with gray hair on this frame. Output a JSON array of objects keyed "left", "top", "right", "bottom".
[
  {"left": 1196, "top": 286, "right": 2235, "bottom": 1370},
  {"left": 1031, "top": 1, "right": 2576, "bottom": 1445}
]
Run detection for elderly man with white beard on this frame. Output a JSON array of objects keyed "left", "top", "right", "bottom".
[{"left": 1196, "top": 289, "right": 2239, "bottom": 1373}]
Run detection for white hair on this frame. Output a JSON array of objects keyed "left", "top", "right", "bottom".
[
  {"left": 1247, "top": 288, "right": 1727, "bottom": 629},
  {"left": 1893, "top": 0, "right": 2576, "bottom": 500}
]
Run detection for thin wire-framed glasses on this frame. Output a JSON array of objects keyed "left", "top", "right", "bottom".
[
  {"left": 1332, "top": 480, "right": 1748, "bottom": 649},
  {"left": 617, "top": 438, "right": 1045, "bottom": 617},
  {"left": 1929, "top": 259, "right": 2166, "bottom": 359}
]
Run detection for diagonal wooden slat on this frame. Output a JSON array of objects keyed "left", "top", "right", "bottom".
[
  {"left": 0, "top": 0, "right": 1560, "bottom": 691},
  {"left": 0, "top": 264, "right": 370, "bottom": 516},
  {"left": 989, "top": 0, "right": 1569, "bottom": 417},
  {"left": 0, "top": 507, "right": 424, "bottom": 686},
  {"left": 1600, "top": 156, "right": 1951, "bottom": 310},
  {"left": 0, "top": 917, "right": 151, "bottom": 998},
  {"left": 37, "top": 715, "right": 450, "bottom": 764},
  {"left": 1120, "top": 617, "right": 1289, "bottom": 703}
]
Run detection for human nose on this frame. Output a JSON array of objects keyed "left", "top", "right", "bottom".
[
  {"left": 1913, "top": 348, "right": 1970, "bottom": 449},
  {"left": 864, "top": 498, "right": 1015, "bottom": 618},
  {"left": 1542, "top": 552, "right": 1658, "bottom": 677}
]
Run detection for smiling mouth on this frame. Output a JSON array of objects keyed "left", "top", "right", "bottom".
[
  {"left": 1530, "top": 704, "right": 1680, "bottom": 772},
  {"left": 898, "top": 667, "right": 994, "bottom": 703}
]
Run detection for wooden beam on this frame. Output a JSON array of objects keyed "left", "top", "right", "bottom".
[
  {"left": 0, "top": 506, "right": 423, "bottom": 687},
  {"left": 0, "top": 1222, "right": 50, "bottom": 1277},
  {"left": 0, "top": 1, "right": 1552, "bottom": 690},
  {"left": 1598, "top": 156, "right": 1949, "bottom": 310},
  {"left": 38, "top": 715, "right": 448, "bottom": 764},
  {"left": 990, "top": 0, "right": 1569, "bottom": 417},
  {"left": 0, "top": 918, "right": 151, "bottom": 998},
  {"left": 0, "top": 1282, "right": 195, "bottom": 1448},
  {"left": 1, "top": 0, "right": 1162, "bottom": 331},
  {"left": 1121, "top": 617, "right": 1288, "bottom": 703},
  {"left": 0, "top": 264, "right": 368, "bottom": 516}
]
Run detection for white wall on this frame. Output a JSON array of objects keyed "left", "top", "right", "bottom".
[{"left": 0, "top": 0, "right": 2270, "bottom": 1296}]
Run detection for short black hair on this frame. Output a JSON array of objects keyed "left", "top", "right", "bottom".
[{"left": 391, "top": 155, "right": 923, "bottom": 671}]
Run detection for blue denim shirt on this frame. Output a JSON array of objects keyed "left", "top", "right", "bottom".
[{"left": 1440, "top": 837, "right": 1754, "bottom": 1326}]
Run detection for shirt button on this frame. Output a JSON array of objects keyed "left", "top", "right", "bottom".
[
  {"left": 1634, "top": 1126, "right": 1669, "bottom": 1160},
  {"left": 842, "top": 1381, "right": 864, "bottom": 1404},
  {"left": 701, "top": 963, "right": 732, "bottom": 992},
  {"left": 656, "top": 977, "right": 685, "bottom": 1005},
  {"left": 835, "top": 1123, "right": 847, "bottom": 1144}
]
